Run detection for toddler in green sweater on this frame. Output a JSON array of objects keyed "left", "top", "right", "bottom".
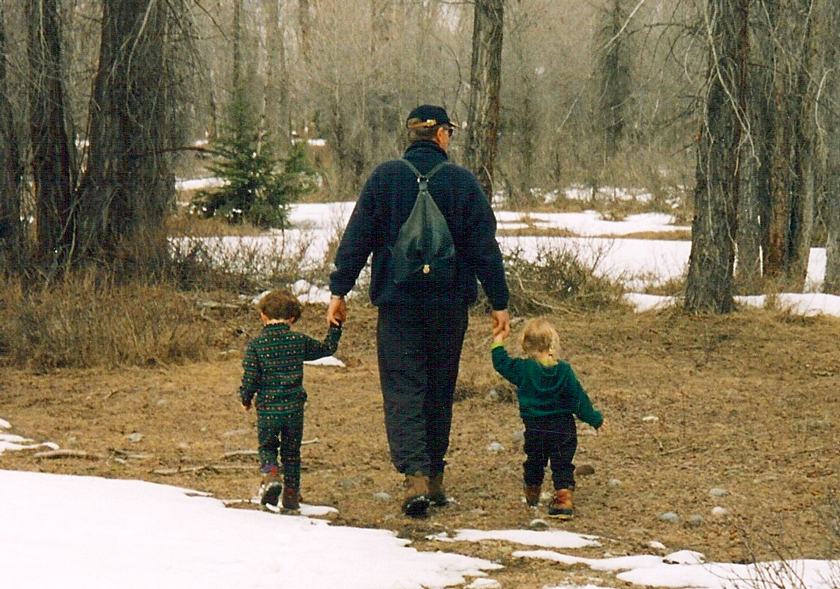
[
  {"left": 240, "top": 290, "right": 341, "bottom": 510},
  {"left": 492, "top": 318, "right": 607, "bottom": 518}
]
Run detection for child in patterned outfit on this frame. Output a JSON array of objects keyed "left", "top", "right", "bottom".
[
  {"left": 240, "top": 290, "right": 342, "bottom": 510},
  {"left": 492, "top": 318, "right": 607, "bottom": 519}
]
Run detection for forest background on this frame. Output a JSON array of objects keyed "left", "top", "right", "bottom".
[{"left": 1, "top": 0, "right": 840, "bottom": 346}]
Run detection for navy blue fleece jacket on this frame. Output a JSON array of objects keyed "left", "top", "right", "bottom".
[{"left": 329, "top": 141, "right": 509, "bottom": 310}]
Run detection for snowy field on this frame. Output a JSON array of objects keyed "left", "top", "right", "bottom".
[
  {"left": 3, "top": 192, "right": 840, "bottom": 588},
  {"left": 1, "top": 459, "right": 838, "bottom": 589},
  {"left": 174, "top": 199, "right": 838, "bottom": 317}
]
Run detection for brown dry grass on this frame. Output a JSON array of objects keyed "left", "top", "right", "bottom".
[{"left": 2, "top": 301, "right": 839, "bottom": 588}]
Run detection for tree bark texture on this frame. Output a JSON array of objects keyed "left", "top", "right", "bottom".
[
  {"left": 685, "top": 0, "right": 749, "bottom": 313},
  {"left": 262, "top": 0, "right": 289, "bottom": 145},
  {"left": 0, "top": 7, "right": 22, "bottom": 263},
  {"left": 26, "top": 0, "right": 75, "bottom": 264},
  {"left": 820, "top": 0, "right": 840, "bottom": 294},
  {"left": 78, "top": 0, "right": 175, "bottom": 262},
  {"left": 763, "top": 0, "right": 817, "bottom": 289},
  {"left": 298, "top": 0, "right": 312, "bottom": 64},
  {"left": 467, "top": 0, "right": 504, "bottom": 198},
  {"left": 737, "top": 6, "right": 772, "bottom": 290},
  {"left": 596, "top": 0, "right": 631, "bottom": 161}
]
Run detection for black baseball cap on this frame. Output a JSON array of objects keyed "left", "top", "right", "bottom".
[{"left": 406, "top": 104, "right": 459, "bottom": 129}]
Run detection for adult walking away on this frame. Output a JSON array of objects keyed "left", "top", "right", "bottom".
[{"left": 327, "top": 104, "right": 510, "bottom": 518}]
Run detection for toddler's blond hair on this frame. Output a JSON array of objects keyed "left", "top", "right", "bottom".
[{"left": 521, "top": 318, "right": 560, "bottom": 360}]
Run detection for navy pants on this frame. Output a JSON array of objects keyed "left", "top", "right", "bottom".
[
  {"left": 522, "top": 414, "right": 577, "bottom": 490},
  {"left": 257, "top": 411, "right": 304, "bottom": 489},
  {"left": 377, "top": 303, "right": 469, "bottom": 477}
]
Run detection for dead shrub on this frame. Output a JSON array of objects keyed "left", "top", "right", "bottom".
[
  {"left": 0, "top": 274, "right": 211, "bottom": 369},
  {"left": 502, "top": 240, "right": 625, "bottom": 316}
]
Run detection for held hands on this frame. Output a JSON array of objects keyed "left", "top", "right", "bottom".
[
  {"left": 327, "top": 296, "right": 347, "bottom": 327},
  {"left": 491, "top": 309, "right": 510, "bottom": 340},
  {"left": 596, "top": 419, "right": 610, "bottom": 434}
]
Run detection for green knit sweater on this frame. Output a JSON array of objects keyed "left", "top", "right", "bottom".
[
  {"left": 239, "top": 324, "right": 342, "bottom": 415},
  {"left": 491, "top": 342, "right": 603, "bottom": 427}
]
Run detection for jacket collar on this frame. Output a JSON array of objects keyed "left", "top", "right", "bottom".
[{"left": 404, "top": 140, "right": 449, "bottom": 160}]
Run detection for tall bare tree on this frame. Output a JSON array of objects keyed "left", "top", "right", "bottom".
[
  {"left": 736, "top": 5, "right": 772, "bottom": 289},
  {"left": 27, "top": 0, "right": 75, "bottom": 265},
  {"left": 594, "top": 0, "right": 633, "bottom": 161},
  {"left": 819, "top": 0, "right": 840, "bottom": 294},
  {"left": 685, "top": 0, "right": 749, "bottom": 313},
  {"left": 762, "top": 0, "right": 818, "bottom": 288},
  {"left": 0, "top": 3, "right": 23, "bottom": 266},
  {"left": 298, "top": 0, "right": 312, "bottom": 65},
  {"left": 77, "top": 0, "right": 186, "bottom": 265},
  {"left": 262, "top": 0, "right": 289, "bottom": 145},
  {"left": 466, "top": 0, "right": 504, "bottom": 198}
]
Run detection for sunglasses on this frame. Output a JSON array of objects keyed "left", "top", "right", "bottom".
[{"left": 444, "top": 127, "right": 453, "bottom": 137}]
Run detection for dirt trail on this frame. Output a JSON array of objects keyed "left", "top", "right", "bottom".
[{"left": 2, "top": 303, "right": 839, "bottom": 586}]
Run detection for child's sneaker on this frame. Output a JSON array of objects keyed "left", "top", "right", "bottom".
[
  {"left": 547, "top": 488, "right": 574, "bottom": 519},
  {"left": 282, "top": 487, "right": 301, "bottom": 510},
  {"left": 259, "top": 469, "right": 283, "bottom": 507},
  {"left": 524, "top": 483, "right": 542, "bottom": 507}
]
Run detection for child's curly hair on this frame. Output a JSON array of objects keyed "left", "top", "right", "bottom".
[
  {"left": 521, "top": 318, "right": 560, "bottom": 360},
  {"left": 257, "top": 290, "right": 303, "bottom": 322}
]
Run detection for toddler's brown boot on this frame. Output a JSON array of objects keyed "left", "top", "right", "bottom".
[
  {"left": 402, "top": 471, "right": 430, "bottom": 517},
  {"left": 282, "top": 487, "right": 300, "bottom": 511},
  {"left": 548, "top": 488, "right": 574, "bottom": 519},
  {"left": 524, "top": 483, "right": 542, "bottom": 507}
]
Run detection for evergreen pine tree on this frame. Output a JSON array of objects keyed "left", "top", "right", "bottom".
[{"left": 194, "top": 90, "right": 315, "bottom": 229}]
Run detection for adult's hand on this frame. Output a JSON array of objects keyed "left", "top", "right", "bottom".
[
  {"left": 491, "top": 309, "right": 510, "bottom": 339},
  {"left": 327, "top": 296, "right": 347, "bottom": 326}
]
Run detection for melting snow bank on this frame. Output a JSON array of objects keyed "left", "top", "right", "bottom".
[
  {"left": 519, "top": 548, "right": 840, "bottom": 589},
  {"left": 0, "top": 469, "right": 499, "bottom": 589},
  {"left": 624, "top": 292, "right": 840, "bottom": 318},
  {"left": 0, "top": 420, "right": 59, "bottom": 455}
]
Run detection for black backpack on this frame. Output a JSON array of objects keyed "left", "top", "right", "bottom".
[{"left": 390, "top": 159, "right": 456, "bottom": 286}]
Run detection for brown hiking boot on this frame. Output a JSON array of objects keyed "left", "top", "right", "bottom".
[
  {"left": 524, "top": 483, "right": 542, "bottom": 507},
  {"left": 548, "top": 488, "right": 574, "bottom": 519},
  {"left": 402, "top": 471, "right": 430, "bottom": 517},
  {"left": 282, "top": 487, "right": 301, "bottom": 511},
  {"left": 259, "top": 469, "right": 282, "bottom": 507},
  {"left": 428, "top": 473, "right": 448, "bottom": 506}
]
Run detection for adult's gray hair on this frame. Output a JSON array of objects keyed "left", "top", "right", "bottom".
[{"left": 407, "top": 124, "right": 441, "bottom": 143}]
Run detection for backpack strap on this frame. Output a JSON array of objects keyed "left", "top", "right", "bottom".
[{"left": 400, "top": 158, "right": 449, "bottom": 184}]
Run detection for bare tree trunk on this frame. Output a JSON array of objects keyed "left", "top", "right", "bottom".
[
  {"left": 826, "top": 132, "right": 840, "bottom": 291},
  {"left": 233, "top": 0, "right": 243, "bottom": 94},
  {"left": 368, "top": 0, "right": 400, "bottom": 166},
  {"left": 466, "top": 0, "right": 504, "bottom": 198},
  {"left": 787, "top": 1, "right": 816, "bottom": 288},
  {"left": 764, "top": 0, "right": 817, "bottom": 289},
  {"left": 819, "top": 0, "right": 840, "bottom": 294},
  {"left": 77, "top": 0, "right": 178, "bottom": 265},
  {"left": 27, "top": 0, "right": 75, "bottom": 266},
  {"left": 685, "top": 0, "right": 749, "bottom": 313},
  {"left": 595, "top": 0, "right": 632, "bottom": 161},
  {"left": 262, "top": 0, "right": 289, "bottom": 146},
  {"left": 298, "top": 0, "right": 312, "bottom": 65},
  {"left": 0, "top": 5, "right": 23, "bottom": 265},
  {"left": 737, "top": 7, "right": 773, "bottom": 291}
]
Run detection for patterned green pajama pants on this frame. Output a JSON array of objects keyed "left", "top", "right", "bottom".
[{"left": 257, "top": 411, "right": 304, "bottom": 489}]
